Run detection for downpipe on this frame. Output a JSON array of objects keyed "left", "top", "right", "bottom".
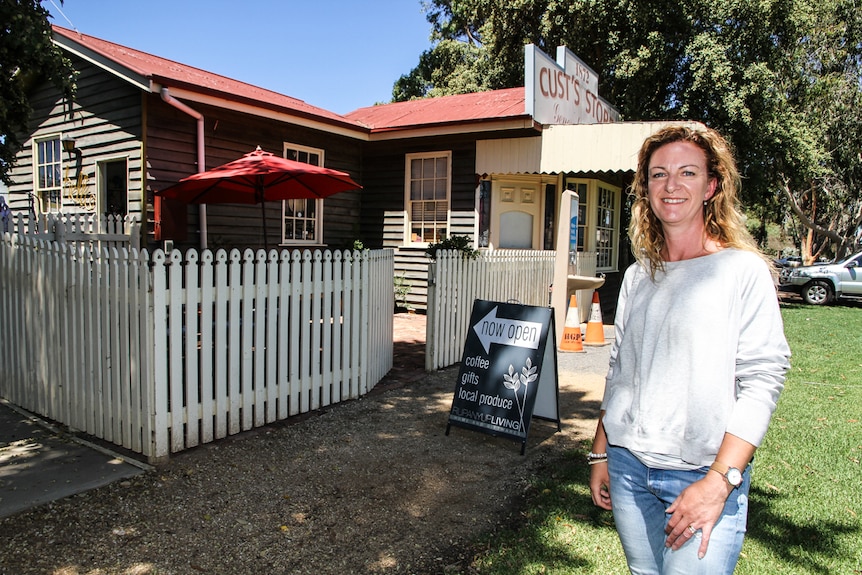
[{"left": 160, "top": 88, "right": 208, "bottom": 249}]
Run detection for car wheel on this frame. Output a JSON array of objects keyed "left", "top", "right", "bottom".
[{"left": 802, "top": 280, "right": 833, "bottom": 305}]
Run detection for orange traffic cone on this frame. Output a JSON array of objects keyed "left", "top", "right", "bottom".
[
  {"left": 559, "top": 295, "right": 585, "bottom": 352},
  {"left": 584, "top": 290, "right": 608, "bottom": 346}
]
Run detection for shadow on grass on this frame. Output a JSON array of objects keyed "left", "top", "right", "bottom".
[
  {"left": 747, "top": 485, "right": 860, "bottom": 573},
  {"left": 468, "top": 439, "right": 624, "bottom": 574},
  {"left": 471, "top": 451, "right": 862, "bottom": 574}
]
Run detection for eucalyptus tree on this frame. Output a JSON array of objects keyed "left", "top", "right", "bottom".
[
  {"left": 396, "top": 0, "right": 862, "bottom": 259},
  {"left": 774, "top": 1, "right": 862, "bottom": 260},
  {"left": 0, "top": 0, "right": 76, "bottom": 185}
]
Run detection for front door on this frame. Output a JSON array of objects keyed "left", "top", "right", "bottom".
[
  {"left": 99, "top": 158, "right": 128, "bottom": 217},
  {"left": 490, "top": 180, "right": 543, "bottom": 250}
]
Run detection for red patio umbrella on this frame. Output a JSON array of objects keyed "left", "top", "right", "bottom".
[{"left": 156, "top": 146, "right": 361, "bottom": 248}]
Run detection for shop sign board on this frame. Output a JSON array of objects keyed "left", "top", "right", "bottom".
[
  {"left": 447, "top": 299, "right": 561, "bottom": 454},
  {"left": 525, "top": 44, "right": 620, "bottom": 125}
]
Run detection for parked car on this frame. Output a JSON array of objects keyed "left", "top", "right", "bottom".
[
  {"left": 780, "top": 251, "right": 862, "bottom": 305},
  {"left": 773, "top": 255, "right": 803, "bottom": 284}
]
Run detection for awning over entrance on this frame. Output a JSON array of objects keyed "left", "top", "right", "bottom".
[{"left": 476, "top": 121, "right": 698, "bottom": 175}]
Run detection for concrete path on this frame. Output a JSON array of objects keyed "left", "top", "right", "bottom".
[{"left": 0, "top": 400, "right": 148, "bottom": 519}]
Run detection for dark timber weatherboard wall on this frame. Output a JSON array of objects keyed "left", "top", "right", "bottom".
[
  {"left": 144, "top": 97, "right": 363, "bottom": 252},
  {"left": 359, "top": 134, "right": 481, "bottom": 311},
  {"left": 9, "top": 56, "right": 145, "bottom": 220},
  {"left": 9, "top": 53, "right": 363, "bottom": 255}
]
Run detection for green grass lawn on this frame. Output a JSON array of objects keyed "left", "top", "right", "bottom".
[{"left": 465, "top": 301, "right": 862, "bottom": 574}]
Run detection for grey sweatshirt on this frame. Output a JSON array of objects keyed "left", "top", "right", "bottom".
[{"left": 601, "top": 249, "right": 791, "bottom": 467}]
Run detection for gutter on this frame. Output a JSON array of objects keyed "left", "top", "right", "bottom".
[
  {"left": 160, "top": 88, "right": 208, "bottom": 249},
  {"left": 153, "top": 78, "right": 367, "bottom": 136}
]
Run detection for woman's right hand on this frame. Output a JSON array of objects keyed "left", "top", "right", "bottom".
[
  {"left": 589, "top": 416, "right": 612, "bottom": 509},
  {"left": 589, "top": 462, "right": 612, "bottom": 509}
]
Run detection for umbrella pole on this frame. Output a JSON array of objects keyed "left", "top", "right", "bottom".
[{"left": 261, "top": 200, "right": 268, "bottom": 251}]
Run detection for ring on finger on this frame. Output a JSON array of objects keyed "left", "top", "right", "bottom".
[{"left": 687, "top": 525, "right": 697, "bottom": 535}]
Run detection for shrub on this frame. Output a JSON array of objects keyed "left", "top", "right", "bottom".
[
  {"left": 394, "top": 273, "right": 412, "bottom": 311},
  {"left": 425, "top": 234, "right": 478, "bottom": 260}
]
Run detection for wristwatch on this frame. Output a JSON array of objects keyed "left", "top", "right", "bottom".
[{"left": 709, "top": 461, "right": 743, "bottom": 487}]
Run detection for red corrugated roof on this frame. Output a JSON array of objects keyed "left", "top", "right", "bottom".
[
  {"left": 345, "top": 87, "right": 529, "bottom": 131},
  {"left": 52, "top": 25, "right": 533, "bottom": 137},
  {"left": 52, "top": 25, "right": 358, "bottom": 129}
]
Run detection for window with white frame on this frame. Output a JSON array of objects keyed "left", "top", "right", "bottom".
[
  {"left": 565, "top": 178, "right": 620, "bottom": 272},
  {"left": 567, "top": 181, "right": 588, "bottom": 252},
  {"left": 34, "top": 136, "right": 63, "bottom": 213},
  {"left": 282, "top": 143, "right": 323, "bottom": 244},
  {"left": 596, "top": 184, "right": 618, "bottom": 269},
  {"left": 406, "top": 152, "right": 450, "bottom": 244}
]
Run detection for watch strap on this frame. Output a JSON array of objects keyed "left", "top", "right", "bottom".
[
  {"left": 709, "top": 461, "right": 742, "bottom": 486},
  {"left": 709, "top": 461, "right": 730, "bottom": 476}
]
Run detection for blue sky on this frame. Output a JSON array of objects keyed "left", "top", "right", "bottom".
[{"left": 44, "top": 0, "right": 434, "bottom": 115}]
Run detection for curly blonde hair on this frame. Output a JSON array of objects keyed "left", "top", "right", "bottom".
[{"left": 629, "top": 124, "right": 762, "bottom": 277}]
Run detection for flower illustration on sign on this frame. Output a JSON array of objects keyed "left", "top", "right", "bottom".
[{"left": 503, "top": 357, "right": 538, "bottom": 430}]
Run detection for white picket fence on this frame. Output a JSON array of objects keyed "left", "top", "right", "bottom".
[
  {"left": 425, "top": 250, "right": 557, "bottom": 370},
  {"left": 4, "top": 212, "right": 142, "bottom": 251},
  {"left": 0, "top": 235, "right": 394, "bottom": 463}
]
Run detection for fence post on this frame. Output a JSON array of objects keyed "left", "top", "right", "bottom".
[
  {"left": 425, "top": 261, "right": 437, "bottom": 371},
  {"left": 358, "top": 249, "right": 370, "bottom": 395},
  {"left": 52, "top": 215, "right": 65, "bottom": 244},
  {"left": 150, "top": 250, "right": 169, "bottom": 463}
]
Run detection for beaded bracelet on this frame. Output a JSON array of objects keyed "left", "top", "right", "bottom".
[{"left": 587, "top": 452, "right": 608, "bottom": 465}]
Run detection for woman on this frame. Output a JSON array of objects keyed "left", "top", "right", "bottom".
[{"left": 589, "top": 125, "right": 791, "bottom": 574}]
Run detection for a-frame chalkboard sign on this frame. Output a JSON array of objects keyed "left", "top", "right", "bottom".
[{"left": 446, "top": 299, "right": 561, "bottom": 454}]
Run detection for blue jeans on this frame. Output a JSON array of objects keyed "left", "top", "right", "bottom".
[{"left": 607, "top": 445, "right": 750, "bottom": 575}]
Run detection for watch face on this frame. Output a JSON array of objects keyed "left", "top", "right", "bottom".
[{"left": 726, "top": 468, "right": 743, "bottom": 486}]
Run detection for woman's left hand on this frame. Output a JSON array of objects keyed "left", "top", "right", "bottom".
[{"left": 664, "top": 473, "right": 732, "bottom": 559}]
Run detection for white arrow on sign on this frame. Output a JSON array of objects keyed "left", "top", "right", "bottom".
[{"left": 473, "top": 306, "right": 542, "bottom": 353}]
